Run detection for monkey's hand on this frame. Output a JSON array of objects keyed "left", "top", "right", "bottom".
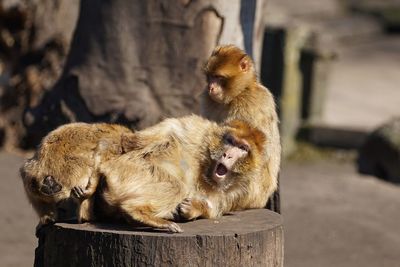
[
  {"left": 177, "top": 197, "right": 212, "bottom": 221},
  {"left": 71, "top": 186, "right": 91, "bottom": 202},
  {"left": 39, "top": 175, "right": 62, "bottom": 195},
  {"left": 166, "top": 222, "right": 183, "bottom": 233}
]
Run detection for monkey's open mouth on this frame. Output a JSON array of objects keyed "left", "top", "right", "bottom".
[{"left": 215, "top": 163, "right": 228, "bottom": 177}]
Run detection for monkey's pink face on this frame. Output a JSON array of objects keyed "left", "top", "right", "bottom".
[
  {"left": 212, "top": 134, "right": 250, "bottom": 185},
  {"left": 207, "top": 75, "right": 226, "bottom": 103}
]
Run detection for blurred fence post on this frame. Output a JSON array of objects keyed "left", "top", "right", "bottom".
[{"left": 261, "top": 25, "right": 311, "bottom": 156}]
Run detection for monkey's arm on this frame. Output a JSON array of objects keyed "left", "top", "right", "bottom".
[
  {"left": 71, "top": 171, "right": 99, "bottom": 200},
  {"left": 71, "top": 173, "right": 100, "bottom": 223}
]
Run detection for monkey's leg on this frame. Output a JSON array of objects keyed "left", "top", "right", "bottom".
[
  {"left": 121, "top": 204, "right": 182, "bottom": 233},
  {"left": 30, "top": 198, "right": 57, "bottom": 235},
  {"left": 177, "top": 197, "right": 214, "bottom": 220},
  {"left": 257, "top": 164, "right": 276, "bottom": 209},
  {"left": 34, "top": 201, "right": 57, "bottom": 225},
  {"left": 77, "top": 198, "right": 95, "bottom": 223}
]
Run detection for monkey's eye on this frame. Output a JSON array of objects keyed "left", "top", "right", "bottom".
[
  {"left": 239, "top": 144, "right": 250, "bottom": 152},
  {"left": 225, "top": 135, "right": 235, "bottom": 145},
  {"left": 208, "top": 75, "right": 226, "bottom": 83}
]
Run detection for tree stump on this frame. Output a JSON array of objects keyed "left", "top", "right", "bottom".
[{"left": 35, "top": 209, "right": 283, "bottom": 267}]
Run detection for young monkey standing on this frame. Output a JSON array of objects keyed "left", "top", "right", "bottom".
[
  {"left": 199, "top": 44, "right": 281, "bottom": 211},
  {"left": 20, "top": 122, "right": 132, "bottom": 229}
]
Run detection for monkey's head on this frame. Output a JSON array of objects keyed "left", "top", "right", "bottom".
[
  {"left": 204, "top": 120, "right": 265, "bottom": 191},
  {"left": 20, "top": 158, "right": 61, "bottom": 199},
  {"left": 20, "top": 135, "right": 94, "bottom": 201},
  {"left": 203, "top": 45, "right": 256, "bottom": 104}
]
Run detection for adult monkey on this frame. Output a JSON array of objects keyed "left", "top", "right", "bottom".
[
  {"left": 85, "top": 115, "right": 266, "bottom": 232},
  {"left": 200, "top": 44, "right": 281, "bottom": 211}
]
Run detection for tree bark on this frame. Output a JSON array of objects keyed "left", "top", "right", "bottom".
[
  {"left": 35, "top": 209, "right": 283, "bottom": 267},
  {"left": 0, "top": 0, "right": 79, "bottom": 149},
  {"left": 23, "top": 0, "right": 266, "bottom": 146}
]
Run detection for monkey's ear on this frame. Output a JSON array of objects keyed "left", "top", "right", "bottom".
[
  {"left": 212, "top": 45, "right": 222, "bottom": 56},
  {"left": 224, "top": 119, "right": 246, "bottom": 130},
  {"left": 202, "top": 62, "right": 209, "bottom": 75},
  {"left": 239, "top": 56, "right": 250, "bottom": 72}
]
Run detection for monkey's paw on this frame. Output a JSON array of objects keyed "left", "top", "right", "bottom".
[
  {"left": 36, "top": 216, "right": 55, "bottom": 237},
  {"left": 71, "top": 186, "right": 90, "bottom": 201},
  {"left": 166, "top": 222, "right": 183, "bottom": 233},
  {"left": 177, "top": 198, "right": 202, "bottom": 221}
]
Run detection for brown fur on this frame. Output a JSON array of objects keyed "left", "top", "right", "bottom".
[
  {"left": 96, "top": 115, "right": 265, "bottom": 232},
  {"left": 201, "top": 44, "right": 281, "bottom": 209},
  {"left": 20, "top": 122, "right": 132, "bottom": 228}
]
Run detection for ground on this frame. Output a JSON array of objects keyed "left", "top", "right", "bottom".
[
  {"left": 0, "top": 152, "right": 36, "bottom": 267},
  {"left": 324, "top": 36, "right": 400, "bottom": 131},
  {"left": 282, "top": 159, "right": 400, "bottom": 267},
  {"left": 1, "top": 151, "right": 400, "bottom": 266}
]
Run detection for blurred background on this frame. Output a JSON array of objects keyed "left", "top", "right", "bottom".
[{"left": 0, "top": 0, "right": 399, "bottom": 266}]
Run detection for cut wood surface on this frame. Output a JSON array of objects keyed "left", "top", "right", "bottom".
[{"left": 36, "top": 209, "right": 283, "bottom": 267}]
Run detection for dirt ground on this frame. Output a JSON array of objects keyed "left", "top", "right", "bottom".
[
  {"left": 1, "top": 151, "right": 400, "bottom": 267},
  {"left": 324, "top": 36, "right": 400, "bottom": 131},
  {"left": 0, "top": 152, "right": 36, "bottom": 267},
  {"left": 281, "top": 160, "right": 400, "bottom": 267}
]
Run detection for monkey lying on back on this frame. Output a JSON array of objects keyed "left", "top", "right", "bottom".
[
  {"left": 91, "top": 115, "right": 265, "bottom": 232},
  {"left": 20, "top": 122, "right": 132, "bottom": 229}
]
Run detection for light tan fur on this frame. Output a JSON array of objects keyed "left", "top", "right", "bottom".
[
  {"left": 20, "top": 122, "right": 132, "bottom": 228},
  {"left": 96, "top": 115, "right": 265, "bottom": 232},
  {"left": 201, "top": 44, "right": 281, "bottom": 209}
]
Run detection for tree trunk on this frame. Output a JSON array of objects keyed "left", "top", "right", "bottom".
[
  {"left": 35, "top": 209, "right": 283, "bottom": 267},
  {"left": 0, "top": 0, "right": 79, "bottom": 149},
  {"left": 23, "top": 0, "right": 266, "bottom": 146}
]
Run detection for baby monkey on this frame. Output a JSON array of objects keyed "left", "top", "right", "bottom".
[
  {"left": 93, "top": 115, "right": 265, "bottom": 232},
  {"left": 20, "top": 122, "right": 132, "bottom": 229},
  {"left": 201, "top": 45, "right": 281, "bottom": 210}
]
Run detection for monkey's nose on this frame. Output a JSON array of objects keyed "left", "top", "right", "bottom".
[{"left": 223, "top": 153, "right": 231, "bottom": 159}]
